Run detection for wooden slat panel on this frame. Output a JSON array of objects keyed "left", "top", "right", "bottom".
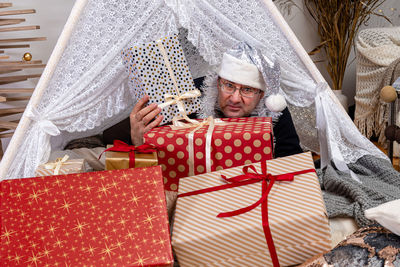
[
  {"left": 0, "top": 132, "right": 13, "bottom": 139},
  {"left": 0, "top": 25, "right": 40, "bottom": 32},
  {"left": 0, "top": 3, "right": 12, "bottom": 8},
  {"left": 0, "top": 69, "right": 21, "bottom": 74},
  {"left": 0, "top": 77, "right": 28, "bottom": 84},
  {"left": 0, "top": 37, "right": 46, "bottom": 43},
  {"left": 0, "top": 120, "right": 19, "bottom": 129},
  {"left": 0, "top": 108, "right": 25, "bottom": 116},
  {"left": 0, "top": 73, "right": 41, "bottom": 84},
  {"left": 0, "top": 44, "right": 29, "bottom": 49},
  {"left": 0, "top": 60, "right": 42, "bottom": 65},
  {"left": 2, "top": 96, "right": 30, "bottom": 101},
  {"left": 0, "top": 88, "right": 34, "bottom": 93},
  {"left": 0, "top": 18, "right": 25, "bottom": 26},
  {"left": 0, "top": 9, "right": 35, "bottom": 16},
  {"left": 0, "top": 120, "right": 19, "bottom": 132},
  {"left": 0, "top": 64, "right": 45, "bottom": 70},
  {"left": 0, "top": 74, "right": 42, "bottom": 81},
  {"left": 0, "top": 4, "right": 46, "bottom": 158}
]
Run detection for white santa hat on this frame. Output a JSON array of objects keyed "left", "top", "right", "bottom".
[
  {"left": 218, "top": 53, "right": 266, "bottom": 90},
  {"left": 217, "top": 43, "right": 287, "bottom": 113}
]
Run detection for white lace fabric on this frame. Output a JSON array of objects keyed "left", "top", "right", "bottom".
[
  {"left": 5, "top": 0, "right": 179, "bottom": 178},
  {"left": 1, "top": 0, "right": 388, "bottom": 179}
]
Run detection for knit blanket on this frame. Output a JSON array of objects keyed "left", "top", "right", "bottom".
[
  {"left": 317, "top": 155, "right": 400, "bottom": 227},
  {"left": 354, "top": 27, "right": 400, "bottom": 146}
]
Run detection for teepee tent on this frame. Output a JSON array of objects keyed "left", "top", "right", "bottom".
[{"left": 0, "top": 0, "right": 388, "bottom": 180}]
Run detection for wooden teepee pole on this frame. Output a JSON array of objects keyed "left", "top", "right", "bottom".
[{"left": 262, "top": 0, "right": 326, "bottom": 84}]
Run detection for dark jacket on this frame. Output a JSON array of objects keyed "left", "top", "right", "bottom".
[{"left": 272, "top": 107, "right": 303, "bottom": 157}]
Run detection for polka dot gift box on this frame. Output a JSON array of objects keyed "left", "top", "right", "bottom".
[
  {"left": 123, "top": 35, "right": 201, "bottom": 125},
  {"left": 144, "top": 117, "right": 273, "bottom": 191}
]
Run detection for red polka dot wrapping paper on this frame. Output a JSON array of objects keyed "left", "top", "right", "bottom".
[
  {"left": 0, "top": 167, "right": 173, "bottom": 267},
  {"left": 144, "top": 117, "right": 273, "bottom": 191}
]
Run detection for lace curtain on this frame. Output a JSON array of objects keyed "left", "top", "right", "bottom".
[
  {"left": 166, "top": 0, "right": 388, "bottom": 170},
  {"left": 1, "top": 0, "right": 388, "bottom": 179},
  {"left": 4, "top": 0, "right": 179, "bottom": 178}
]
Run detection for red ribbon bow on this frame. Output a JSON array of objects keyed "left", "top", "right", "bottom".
[
  {"left": 179, "top": 161, "right": 315, "bottom": 267},
  {"left": 99, "top": 140, "right": 157, "bottom": 168}
]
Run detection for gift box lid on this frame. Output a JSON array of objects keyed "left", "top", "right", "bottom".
[{"left": 0, "top": 167, "right": 173, "bottom": 267}]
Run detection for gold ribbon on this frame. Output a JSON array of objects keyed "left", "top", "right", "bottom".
[
  {"left": 160, "top": 91, "right": 202, "bottom": 126},
  {"left": 204, "top": 118, "right": 215, "bottom": 173},
  {"left": 44, "top": 155, "right": 72, "bottom": 175},
  {"left": 156, "top": 39, "right": 201, "bottom": 127},
  {"left": 187, "top": 117, "right": 217, "bottom": 175}
]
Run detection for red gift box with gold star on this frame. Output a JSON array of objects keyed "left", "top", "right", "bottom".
[
  {"left": 144, "top": 117, "right": 273, "bottom": 191},
  {"left": 0, "top": 166, "right": 173, "bottom": 267}
]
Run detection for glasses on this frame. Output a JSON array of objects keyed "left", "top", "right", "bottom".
[{"left": 219, "top": 80, "right": 261, "bottom": 98}]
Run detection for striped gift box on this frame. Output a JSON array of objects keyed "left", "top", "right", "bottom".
[
  {"left": 172, "top": 152, "right": 331, "bottom": 267},
  {"left": 35, "top": 158, "right": 85, "bottom": 176}
]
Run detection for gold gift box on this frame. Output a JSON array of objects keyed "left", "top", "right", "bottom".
[{"left": 105, "top": 145, "right": 158, "bottom": 170}]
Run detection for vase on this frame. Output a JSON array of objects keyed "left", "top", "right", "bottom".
[{"left": 332, "top": 90, "right": 349, "bottom": 113}]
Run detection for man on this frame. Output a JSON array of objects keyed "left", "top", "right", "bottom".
[{"left": 128, "top": 42, "right": 303, "bottom": 157}]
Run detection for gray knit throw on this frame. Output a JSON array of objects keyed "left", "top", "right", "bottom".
[{"left": 317, "top": 155, "right": 400, "bottom": 227}]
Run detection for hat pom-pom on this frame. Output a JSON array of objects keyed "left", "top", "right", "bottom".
[{"left": 265, "top": 94, "right": 287, "bottom": 112}]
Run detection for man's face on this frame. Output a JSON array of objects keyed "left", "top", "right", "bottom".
[{"left": 217, "top": 77, "right": 264, "bottom": 118}]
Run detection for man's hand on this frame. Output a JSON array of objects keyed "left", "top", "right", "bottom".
[{"left": 130, "top": 95, "right": 163, "bottom": 145}]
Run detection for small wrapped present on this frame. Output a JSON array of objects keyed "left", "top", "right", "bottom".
[
  {"left": 101, "top": 140, "right": 158, "bottom": 170},
  {"left": 144, "top": 117, "right": 273, "bottom": 191},
  {"left": 0, "top": 166, "right": 173, "bottom": 267},
  {"left": 35, "top": 155, "right": 85, "bottom": 176},
  {"left": 123, "top": 34, "right": 201, "bottom": 125},
  {"left": 172, "top": 152, "right": 331, "bottom": 267}
]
